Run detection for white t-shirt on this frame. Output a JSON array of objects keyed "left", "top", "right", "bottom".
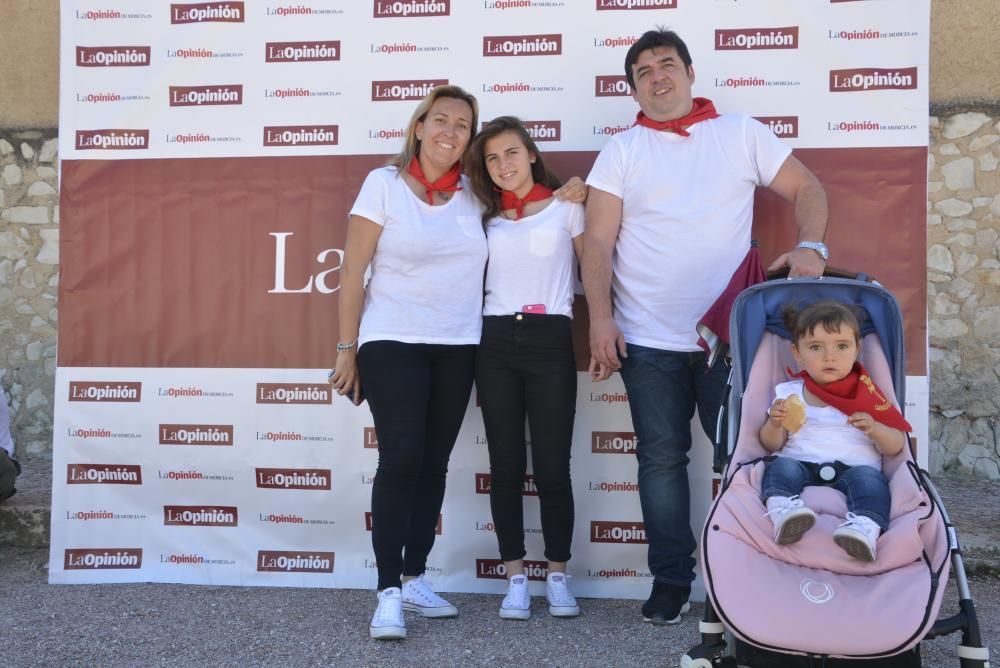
[
  {"left": 771, "top": 379, "right": 881, "bottom": 469},
  {"left": 586, "top": 113, "right": 792, "bottom": 351},
  {"left": 349, "top": 166, "right": 488, "bottom": 346},
  {"left": 483, "top": 199, "right": 584, "bottom": 318}
]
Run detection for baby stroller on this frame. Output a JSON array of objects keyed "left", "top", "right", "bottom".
[{"left": 682, "top": 274, "right": 990, "bottom": 667}]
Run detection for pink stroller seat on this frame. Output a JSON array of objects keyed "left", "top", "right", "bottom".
[
  {"left": 704, "top": 332, "right": 950, "bottom": 657},
  {"left": 687, "top": 276, "right": 988, "bottom": 667}
]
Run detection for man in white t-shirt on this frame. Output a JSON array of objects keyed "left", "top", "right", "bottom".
[{"left": 583, "top": 28, "right": 828, "bottom": 625}]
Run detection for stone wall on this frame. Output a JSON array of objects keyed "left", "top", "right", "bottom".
[
  {"left": 929, "top": 0, "right": 1000, "bottom": 107},
  {"left": 0, "top": 130, "right": 59, "bottom": 458},
  {"left": 928, "top": 111, "right": 1000, "bottom": 480}
]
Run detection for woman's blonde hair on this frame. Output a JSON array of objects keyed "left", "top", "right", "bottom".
[{"left": 388, "top": 85, "right": 479, "bottom": 171}]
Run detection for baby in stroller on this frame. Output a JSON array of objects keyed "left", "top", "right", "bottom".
[
  {"left": 759, "top": 300, "right": 911, "bottom": 561},
  {"left": 683, "top": 277, "right": 989, "bottom": 666}
]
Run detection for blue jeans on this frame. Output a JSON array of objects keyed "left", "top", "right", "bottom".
[
  {"left": 618, "top": 344, "right": 729, "bottom": 586},
  {"left": 761, "top": 457, "right": 890, "bottom": 531}
]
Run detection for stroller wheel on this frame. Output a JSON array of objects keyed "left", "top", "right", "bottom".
[{"left": 679, "top": 659, "right": 711, "bottom": 668}]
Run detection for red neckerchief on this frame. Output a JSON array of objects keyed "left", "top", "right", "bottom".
[
  {"left": 633, "top": 97, "right": 720, "bottom": 137},
  {"left": 406, "top": 159, "right": 463, "bottom": 205},
  {"left": 499, "top": 183, "right": 554, "bottom": 220},
  {"left": 787, "top": 362, "right": 913, "bottom": 432}
]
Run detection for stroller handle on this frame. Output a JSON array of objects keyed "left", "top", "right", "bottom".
[{"left": 766, "top": 265, "right": 876, "bottom": 283}]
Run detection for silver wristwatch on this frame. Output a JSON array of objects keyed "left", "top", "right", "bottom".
[
  {"left": 336, "top": 341, "right": 356, "bottom": 353},
  {"left": 797, "top": 241, "right": 829, "bottom": 261}
]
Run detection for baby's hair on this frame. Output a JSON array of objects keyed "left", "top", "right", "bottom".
[{"left": 782, "top": 300, "right": 862, "bottom": 345}]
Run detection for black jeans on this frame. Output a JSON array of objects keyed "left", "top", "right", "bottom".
[
  {"left": 358, "top": 340, "right": 476, "bottom": 590},
  {"left": 475, "top": 314, "right": 576, "bottom": 563}
]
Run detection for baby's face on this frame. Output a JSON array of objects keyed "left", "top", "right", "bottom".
[{"left": 792, "top": 323, "right": 859, "bottom": 386}]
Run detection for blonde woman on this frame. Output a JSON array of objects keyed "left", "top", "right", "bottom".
[{"left": 331, "top": 85, "right": 485, "bottom": 640}]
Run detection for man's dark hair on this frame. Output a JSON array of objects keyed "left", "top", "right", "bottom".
[{"left": 624, "top": 28, "right": 693, "bottom": 91}]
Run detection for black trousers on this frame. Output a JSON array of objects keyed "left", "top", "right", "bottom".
[
  {"left": 475, "top": 314, "right": 577, "bottom": 563},
  {"left": 358, "top": 340, "right": 476, "bottom": 590}
]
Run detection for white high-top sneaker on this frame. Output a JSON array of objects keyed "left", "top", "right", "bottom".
[
  {"left": 499, "top": 574, "right": 531, "bottom": 620},
  {"left": 833, "top": 512, "right": 881, "bottom": 561},
  {"left": 545, "top": 572, "right": 580, "bottom": 618},
  {"left": 764, "top": 495, "right": 817, "bottom": 545}
]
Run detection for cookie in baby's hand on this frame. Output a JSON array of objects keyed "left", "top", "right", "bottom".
[{"left": 782, "top": 394, "right": 807, "bottom": 433}]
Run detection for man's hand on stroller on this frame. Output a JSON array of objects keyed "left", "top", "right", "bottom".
[{"left": 767, "top": 246, "right": 826, "bottom": 278}]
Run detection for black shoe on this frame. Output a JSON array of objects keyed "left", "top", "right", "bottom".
[{"left": 641, "top": 581, "right": 691, "bottom": 625}]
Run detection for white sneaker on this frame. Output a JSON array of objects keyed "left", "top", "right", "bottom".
[
  {"left": 401, "top": 574, "right": 458, "bottom": 618},
  {"left": 764, "top": 495, "right": 816, "bottom": 545},
  {"left": 545, "top": 572, "right": 580, "bottom": 618},
  {"left": 370, "top": 587, "right": 406, "bottom": 640},
  {"left": 833, "top": 512, "right": 880, "bottom": 561},
  {"left": 499, "top": 574, "right": 531, "bottom": 620}
]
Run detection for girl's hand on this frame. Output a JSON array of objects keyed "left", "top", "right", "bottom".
[
  {"left": 554, "top": 176, "right": 588, "bottom": 203},
  {"left": 768, "top": 398, "right": 788, "bottom": 426},
  {"left": 588, "top": 357, "right": 614, "bottom": 382}
]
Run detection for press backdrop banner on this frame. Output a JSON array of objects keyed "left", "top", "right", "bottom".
[{"left": 52, "top": 0, "right": 931, "bottom": 597}]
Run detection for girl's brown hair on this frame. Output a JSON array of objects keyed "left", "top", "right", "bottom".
[{"left": 464, "top": 116, "right": 562, "bottom": 225}]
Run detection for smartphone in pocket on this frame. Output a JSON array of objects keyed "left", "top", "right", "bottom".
[{"left": 521, "top": 304, "right": 547, "bottom": 314}]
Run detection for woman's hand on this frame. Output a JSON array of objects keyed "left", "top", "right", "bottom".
[
  {"left": 329, "top": 350, "right": 362, "bottom": 406},
  {"left": 554, "top": 176, "right": 588, "bottom": 204}
]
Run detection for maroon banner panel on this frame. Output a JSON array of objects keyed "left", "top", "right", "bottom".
[
  {"left": 59, "top": 148, "right": 926, "bottom": 375},
  {"left": 749, "top": 146, "right": 928, "bottom": 376}
]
